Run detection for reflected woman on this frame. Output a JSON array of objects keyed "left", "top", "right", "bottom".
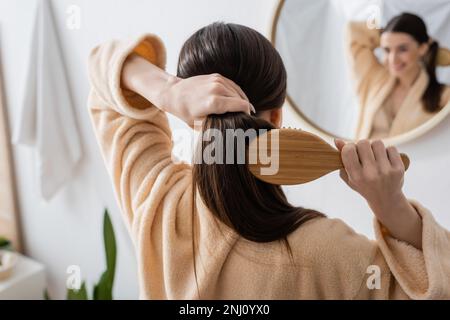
[{"left": 347, "top": 13, "right": 450, "bottom": 139}]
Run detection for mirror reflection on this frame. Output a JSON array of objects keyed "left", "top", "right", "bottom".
[{"left": 274, "top": 0, "right": 450, "bottom": 140}]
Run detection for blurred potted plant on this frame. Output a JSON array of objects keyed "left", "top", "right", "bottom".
[
  {"left": 67, "top": 209, "right": 117, "bottom": 300},
  {"left": 0, "top": 236, "right": 17, "bottom": 280},
  {"left": 45, "top": 209, "right": 117, "bottom": 300},
  {"left": 0, "top": 236, "right": 12, "bottom": 251}
]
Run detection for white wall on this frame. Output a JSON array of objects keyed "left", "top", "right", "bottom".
[{"left": 0, "top": 0, "right": 449, "bottom": 299}]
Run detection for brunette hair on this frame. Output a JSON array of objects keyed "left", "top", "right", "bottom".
[{"left": 177, "top": 22, "right": 324, "bottom": 248}]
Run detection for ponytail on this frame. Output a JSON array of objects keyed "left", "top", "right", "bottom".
[
  {"left": 193, "top": 113, "right": 325, "bottom": 246},
  {"left": 422, "top": 40, "right": 444, "bottom": 112}
]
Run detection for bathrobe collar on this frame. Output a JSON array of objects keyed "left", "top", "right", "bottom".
[
  {"left": 357, "top": 67, "right": 429, "bottom": 139},
  {"left": 389, "top": 68, "right": 429, "bottom": 136}
]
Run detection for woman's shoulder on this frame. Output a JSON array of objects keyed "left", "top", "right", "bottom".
[{"left": 288, "top": 215, "right": 377, "bottom": 266}]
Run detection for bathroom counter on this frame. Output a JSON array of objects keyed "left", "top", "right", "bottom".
[{"left": 0, "top": 253, "right": 46, "bottom": 300}]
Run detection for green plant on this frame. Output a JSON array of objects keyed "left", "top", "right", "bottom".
[
  {"left": 0, "top": 236, "right": 11, "bottom": 250},
  {"left": 64, "top": 209, "right": 117, "bottom": 300}
]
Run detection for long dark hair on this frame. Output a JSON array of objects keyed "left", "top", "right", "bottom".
[
  {"left": 177, "top": 22, "right": 324, "bottom": 248},
  {"left": 383, "top": 12, "right": 444, "bottom": 112}
]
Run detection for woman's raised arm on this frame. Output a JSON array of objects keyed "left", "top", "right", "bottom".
[{"left": 345, "top": 22, "right": 387, "bottom": 101}]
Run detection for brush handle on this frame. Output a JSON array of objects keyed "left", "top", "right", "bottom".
[{"left": 400, "top": 154, "right": 410, "bottom": 170}]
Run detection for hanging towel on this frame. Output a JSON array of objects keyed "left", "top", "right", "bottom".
[{"left": 12, "top": 0, "right": 82, "bottom": 201}]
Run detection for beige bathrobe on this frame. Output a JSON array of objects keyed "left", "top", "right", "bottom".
[
  {"left": 87, "top": 34, "right": 450, "bottom": 300},
  {"left": 346, "top": 22, "right": 450, "bottom": 139}
]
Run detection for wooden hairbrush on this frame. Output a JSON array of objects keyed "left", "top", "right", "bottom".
[{"left": 247, "top": 128, "right": 410, "bottom": 185}]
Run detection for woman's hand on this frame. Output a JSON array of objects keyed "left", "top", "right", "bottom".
[
  {"left": 122, "top": 55, "right": 254, "bottom": 127},
  {"left": 160, "top": 73, "right": 255, "bottom": 127},
  {"left": 334, "top": 138, "right": 423, "bottom": 249},
  {"left": 334, "top": 139, "right": 405, "bottom": 205}
]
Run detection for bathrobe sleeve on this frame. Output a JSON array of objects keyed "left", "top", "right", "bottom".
[
  {"left": 87, "top": 35, "right": 192, "bottom": 241},
  {"left": 364, "top": 200, "right": 450, "bottom": 299},
  {"left": 316, "top": 199, "right": 450, "bottom": 299},
  {"left": 345, "top": 22, "right": 387, "bottom": 105}
]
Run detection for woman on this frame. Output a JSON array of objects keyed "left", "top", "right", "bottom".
[
  {"left": 347, "top": 13, "right": 450, "bottom": 139},
  {"left": 87, "top": 22, "right": 450, "bottom": 299}
]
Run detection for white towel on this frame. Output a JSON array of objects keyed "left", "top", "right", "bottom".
[{"left": 12, "top": 0, "right": 82, "bottom": 201}]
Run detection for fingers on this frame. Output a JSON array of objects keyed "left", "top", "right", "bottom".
[
  {"left": 371, "top": 140, "right": 391, "bottom": 170},
  {"left": 209, "top": 73, "right": 246, "bottom": 100},
  {"left": 218, "top": 75, "right": 248, "bottom": 101},
  {"left": 334, "top": 140, "right": 351, "bottom": 185},
  {"left": 334, "top": 138, "right": 346, "bottom": 151},
  {"left": 337, "top": 138, "right": 406, "bottom": 203},
  {"left": 208, "top": 74, "right": 255, "bottom": 114},
  {"left": 387, "top": 146, "right": 405, "bottom": 171},
  {"left": 341, "top": 142, "right": 362, "bottom": 173},
  {"left": 220, "top": 77, "right": 255, "bottom": 114},
  {"left": 211, "top": 81, "right": 243, "bottom": 100},
  {"left": 339, "top": 139, "right": 405, "bottom": 177},
  {"left": 214, "top": 96, "right": 254, "bottom": 115},
  {"left": 339, "top": 168, "right": 350, "bottom": 184},
  {"left": 356, "top": 139, "right": 376, "bottom": 167}
]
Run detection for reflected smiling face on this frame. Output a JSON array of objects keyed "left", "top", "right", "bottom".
[{"left": 380, "top": 32, "right": 428, "bottom": 78}]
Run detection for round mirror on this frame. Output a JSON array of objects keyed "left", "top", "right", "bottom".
[{"left": 271, "top": 0, "right": 450, "bottom": 144}]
